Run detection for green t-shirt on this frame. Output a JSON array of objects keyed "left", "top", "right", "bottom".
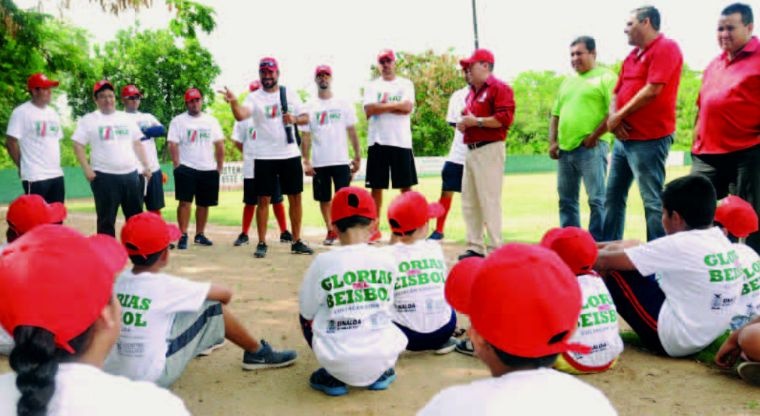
[{"left": 552, "top": 67, "right": 617, "bottom": 151}]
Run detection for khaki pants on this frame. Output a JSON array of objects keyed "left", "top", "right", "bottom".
[{"left": 462, "top": 141, "right": 505, "bottom": 254}]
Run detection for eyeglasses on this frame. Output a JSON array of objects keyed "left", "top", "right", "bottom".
[
  {"left": 378, "top": 59, "right": 393, "bottom": 65},
  {"left": 126, "top": 96, "right": 141, "bottom": 101}
]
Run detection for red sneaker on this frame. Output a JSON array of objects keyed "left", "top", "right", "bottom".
[
  {"left": 369, "top": 230, "right": 382, "bottom": 244},
  {"left": 323, "top": 230, "right": 338, "bottom": 246}
]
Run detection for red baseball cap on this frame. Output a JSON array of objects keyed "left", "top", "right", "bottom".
[
  {"left": 540, "top": 227, "right": 598, "bottom": 275},
  {"left": 444, "top": 256, "right": 484, "bottom": 313},
  {"left": 460, "top": 48, "right": 495, "bottom": 67},
  {"left": 331, "top": 186, "right": 377, "bottom": 224},
  {"left": 387, "top": 191, "right": 444, "bottom": 234},
  {"left": 377, "top": 49, "right": 395, "bottom": 63},
  {"left": 0, "top": 224, "right": 127, "bottom": 353},
  {"left": 7, "top": 194, "right": 67, "bottom": 235},
  {"left": 315, "top": 65, "right": 332, "bottom": 76},
  {"left": 259, "top": 57, "right": 279, "bottom": 72},
  {"left": 121, "top": 84, "right": 142, "bottom": 98},
  {"left": 92, "top": 79, "right": 114, "bottom": 95},
  {"left": 121, "top": 212, "right": 182, "bottom": 257},
  {"left": 249, "top": 80, "right": 262, "bottom": 92},
  {"left": 27, "top": 73, "right": 59, "bottom": 90},
  {"left": 184, "top": 88, "right": 202, "bottom": 102},
  {"left": 715, "top": 195, "right": 759, "bottom": 238},
  {"left": 445, "top": 243, "right": 589, "bottom": 358}
]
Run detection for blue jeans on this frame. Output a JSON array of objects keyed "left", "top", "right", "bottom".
[
  {"left": 603, "top": 135, "right": 673, "bottom": 242},
  {"left": 557, "top": 141, "right": 609, "bottom": 241}
]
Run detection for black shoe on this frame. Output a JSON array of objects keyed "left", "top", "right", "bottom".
[
  {"left": 254, "top": 242, "right": 268, "bottom": 258},
  {"left": 309, "top": 368, "right": 348, "bottom": 397},
  {"left": 194, "top": 233, "right": 213, "bottom": 246},
  {"left": 291, "top": 240, "right": 314, "bottom": 255},
  {"left": 280, "top": 230, "right": 294, "bottom": 243},
  {"left": 177, "top": 233, "right": 188, "bottom": 250},
  {"left": 234, "top": 233, "right": 249, "bottom": 246},
  {"left": 458, "top": 250, "right": 484, "bottom": 261}
]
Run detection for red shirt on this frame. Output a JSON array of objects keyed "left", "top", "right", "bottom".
[
  {"left": 693, "top": 37, "right": 760, "bottom": 155},
  {"left": 614, "top": 34, "right": 683, "bottom": 140},
  {"left": 463, "top": 75, "right": 515, "bottom": 144}
]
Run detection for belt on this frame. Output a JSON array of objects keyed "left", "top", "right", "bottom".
[{"left": 466, "top": 141, "right": 494, "bottom": 150}]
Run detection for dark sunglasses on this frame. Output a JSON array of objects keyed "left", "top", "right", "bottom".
[{"left": 126, "top": 95, "right": 141, "bottom": 101}]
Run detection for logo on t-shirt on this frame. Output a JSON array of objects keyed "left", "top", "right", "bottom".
[
  {"left": 246, "top": 127, "right": 256, "bottom": 141},
  {"left": 98, "top": 125, "right": 129, "bottom": 141},
  {"left": 320, "top": 269, "right": 394, "bottom": 309},
  {"left": 116, "top": 293, "right": 152, "bottom": 327},
  {"left": 314, "top": 110, "right": 342, "bottom": 126},
  {"left": 579, "top": 293, "right": 618, "bottom": 328},
  {"left": 264, "top": 104, "right": 281, "bottom": 119},
  {"left": 34, "top": 121, "right": 59, "bottom": 137},
  {"left": 185, "top": 128, "right": 211, "bottom": 143},
  {"left": 395, "top": 258, "right": 445, "bottom": 291},
  {"left": 705, "top": 249, "right": 741, "bottom": 283},
  {"left": 377, "top": 92, "right": 402, "bottom": 103}
]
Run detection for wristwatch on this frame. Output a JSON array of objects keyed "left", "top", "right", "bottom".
[{"left": 476, "top": 117, "right": 483, "bottom": 128}]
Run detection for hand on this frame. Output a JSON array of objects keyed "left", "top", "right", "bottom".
[
  {"left": 612, "top": 123, "right": 630, "bottom": 140},
  {"left": 142, "top": 168, "right": 152, "bottom": 179},
  {"left": 303, "top": 160, "right": 315, "bottom": 176},
  {"left": 549, "top": 142, "right": 559, "bottom": 160},
  {"left": 715, "top": 331, "right": 742, "bottom": 368},
  {"left": 85, "top": 169, "right": 96, "bottom": 182},
  {"left": 282, "top": 113, "right": 297, "bottom": 125},
  {"left": 582, "top": 135, "right": 599, "bottom": 148},
  {"left": 607, "top": 113, "right": 629, "bottom": 140},
  {"left": 350, "top": 157, "right": 361, "bottom": 174},
  {"left": 461, "top": 115, "right": 478, "bottom": 128},
  {"left": 218, "top": 86, "right": 237, "bottom": 104}
]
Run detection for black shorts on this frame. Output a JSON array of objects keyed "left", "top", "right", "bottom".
[
  {"left": 313, "top": 165, "right": 351, "bottom": 202},
  {"left": 243, "top": 178, "right": 284, "bottom": 205},
  {"left": 143, "top": 169, "right": 166, "bottom": 211},
  {"left": 441, "top": 161, "right": 463, "bottom": 193},
  {"left": 365, "top": 144, "right": 418, "bottom": 189},
  {"left": 173, "top": 165, "right": 219, "bottom": 207},
  {"left": 254, "top": 156, "right": 303, "bottom": 197},
  {"left": 22, "top": 176, "right": 65, "bottom": 203}
]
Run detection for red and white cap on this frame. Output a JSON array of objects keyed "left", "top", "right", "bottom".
[
  {"left": 184, "top": 88, "right": 202, "bottom": 102},
  {"left": 93, "top": 79, "right": 114, "bottom": 95},
  {"left": 0, "top": 224, "right": 127, "bottom": 353},
  {"left": 249, "top": 80, "right": 262, "bottom": 92},
  {"left": 121, "top": 212, "right": 182, "bottom": 257},
  {"left": 377, "top": 49, "right": 395, "bottom": 63},
  {"left": 259, "top": 57, "right": 279, "bottom": 72},
  {"left": 121, "top": 84, "right": 142, "bottom": 98},
  {"left": 27, "top": 73, "right": 59, "bottom": 90},
  {"left": 715, "top": 195, "right": 759, "bottom": 238},
  {"left": 7, "top": 194, "right": 67, "bottom": 235},
  {"left": 445, "top": 243, "right": 589, "bottom": 358},
  {"left": 331, "top": 186, "right": 377, "bottom": 224},
  {"left": 315, "top": 65, "right": 332, "bottom": 76},
  {"left": 540, "top": 227, "right": 598, "bottom": 275},
  {"left": 460, "top": 48, "right": 495, "bottom": 68},
  {"left": 387, "top": 191, "right": 444, "bottom": 234}
]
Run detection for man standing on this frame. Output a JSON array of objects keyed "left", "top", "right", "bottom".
[
  {"left": 167, "top": 88, "right": 225, "bottom": 249},
  {"left": 5, "top": 73, "right": 65, "bottom": 203},
  {"left": 72, "top": 80, "right": 152, "bottom": 236},
  {"left": 692, "top": 3, "right": 760, "bottom": 252},
  {"left": 301, "top": 65, "right": 361, "bottom": 245},
  {"left": 363, "top": 49, "right": 417, "bottom": 242},
  {"left": 223, "top": 57, "right": 312, "bottom": 258},
  {"left": 549, "top": 36, "right": 616, "bottom": 241},
  {"left": 457, "top": 49, "right": 516, "bottom": 260},
  {"left": 604, "top": 6, "right": 683, "bottom": 242},
  {"left": 121, "top": 84, "right": 167, "bottom": 216}
]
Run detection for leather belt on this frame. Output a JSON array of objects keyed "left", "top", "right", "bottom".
[{"left": 466, "top": 141, "right": 493, "bottom": 150}]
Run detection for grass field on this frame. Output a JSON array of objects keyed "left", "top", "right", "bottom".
[{"left": 66, "top": 166, "right": 692, "bottom": 244}]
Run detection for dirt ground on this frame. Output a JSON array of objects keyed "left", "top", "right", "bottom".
[{"left": 1, "top": 212, "right": 759, "bottom": 415}]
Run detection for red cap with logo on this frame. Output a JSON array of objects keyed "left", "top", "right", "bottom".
[
  {"left": 249, "top": 80, "right": 262, "bottom": 92},
  {"left": 315, "top": 65, "right": 332, "bottom": 76},
  {"left": 460, "top": 48, "right": 495, "bottom": 68},
  {"left": 445, "top": 243, "right": 589, "bottom": 357},
  {"left": 0, "top": 224, "right": 127, "bottom": 353},
  {"left": 377, "top": 49, "right": 395, "bottom": 63},
  {"left": 387, "top": 191, "right": 444, "bottom": 234},
  {"left": 715, "top": 195, "right": 759, "bottom": 238},
  {"left": 331, "top": 186, "right": 377, "bottom": 224},
  {"left": 540, "top": 227, "right": 598, "bottom": 275},
  {"left": 184, "top": 88, "right": 202, "bottom": 102},
  {"left": 121, "top": 84, "right": 142, "bottom": 98},
  {"left": 7, "top": 194, "right": 67, "bottom": 235},
  {"left": 27, "top": 73, "right": 59, "bottom": 90},
  {"left": 121, "top": 212, "right": 182, "bottom": 257},
  {"left": 259, "top": 57, "right": 279, "bottom": 72},
  {"left": 92, "top": 79, "right": 114, "bottom": 95}
]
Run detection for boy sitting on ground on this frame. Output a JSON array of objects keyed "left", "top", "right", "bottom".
[{"left": 104, "top": 212, "right": 297, "bottom": 387}]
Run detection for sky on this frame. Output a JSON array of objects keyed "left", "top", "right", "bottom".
[{"left": 19, "top": 0, "right": 760, "bottom": 101}]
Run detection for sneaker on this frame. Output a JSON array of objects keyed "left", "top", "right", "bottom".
[
  {"left": 242, "top": 339, "right": 297, "bottom": 370},
  {"left": 457, "top": 250, "right": 485, "bottom": 261},
  {"left": 177, "top": 233, "right": 188, "bottom": 250},
  {"left": 323, "top": 231, "right": 338, "bottom": 246},
  {"left": 280, "top": 230, "right": 294, "bottom": 243},
  {"left": 367, "top": 368, "right": 396, "bottom": 391},
  {"left": 309, "top": 368, "right": 348, "bottom": 397},
  {"left": 434, "top": 337, "right": 458, "bottom": 355},
  {"left": 169, "top": 243, "right": 176, "bottom": 250},
  {"left": 194, "top": 233, "right": 213, "bottom": 246},
  {"left": 292, "top": 240, "right": 314, "bottom": 255},
  {"left": 369, "top": 230, "right": 382, "bottom": 244},
  {"left": 737, "top": 361, "right": 760, "bottom": 386},
  {"left": 254, "top": 242, "right": 268, "bottom": 258},
  {"left": 428, "top": 230, "right": 444, "bottom": 241},
  {"left": 197, "top": 340, "right": 227, "bottom": 357},
  {"left": 455, "top": 338, "right": 474, "bottom": 356},
  {"left": 233, "top": 233, "right": 250, "bottom": 246}
]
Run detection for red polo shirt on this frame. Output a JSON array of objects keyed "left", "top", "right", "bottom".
[
  {"left": 614, "top": 34, "right": 683, "bottom": 140},
  {"left": 463, "top": 75, "right": 515, "bottom": 144},
  {"left": 693, "top": 36, "right": 760, "bottom": 155}
]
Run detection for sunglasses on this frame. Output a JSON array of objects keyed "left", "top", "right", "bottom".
[
  {"left": 126, "top": 95, "right": 141, "bottom": 101},
  {"left": 378, "top": 59, "right": 393, "bottom": 65}
]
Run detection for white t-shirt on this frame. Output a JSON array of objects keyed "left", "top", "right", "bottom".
[
  {"left": 167, "top": 112, "right": 224, "bottom": 171},
  {"left": 363, "top": 77, "right": 415, "bottom": 149},
  {"left": 388, "top": 240, "right": 452, "bottom": 333},
  {"left": 0, "top": 363, "right": 190, "bottom": 415},
  {"left": 71, "top": 110, "right": 144, "bottom": 174},
  {"left": 445, "top": 87, "right": 469, "bottom": 165},
  {"left": 417, "top": 368, "right": 617, "bottom": 416},
  {"left": 561, "top": 272, "right": 624, "bottom": 371},
  {"left": 125, "top": 111, "right": 162, "bottom": 172},
  {"left": 242, "top": 88, "right": 304, "bottom": 160},
  {"left": 625, "top": 227, "right": 743, "bottom": 357},
  {"left": 104, "top": 270, "right": 211, "bottom": 383},
  {"left": 301, "top": 97, "right": 357, "bottom": 167},
  {"left": 299, "top": 244, "right": 408, "bottom": 386},
  {"left": 232, "top": 118, "right": 257, "bottom": 179},
  {"left": 6, "top": 101, "right": 64, "bottom": 181},
  {"left": 730, "top": 243, "right": 760, "bottom": 330}
]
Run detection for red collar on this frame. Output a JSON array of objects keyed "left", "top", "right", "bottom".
[
  {"left": 633, "top": 34, "right": 664, "bottom": 59},
  {"left": 721, "top": 36, "right": 759, "bottom": 63}
]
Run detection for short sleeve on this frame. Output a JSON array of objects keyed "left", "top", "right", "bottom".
[
  {"left": 299, "top": 257, "right": 323, "bottom": 320},
  {"left": 167, "top": 117, "right": 181, "bottom": 143},
  {"left": 6, "top": 107, "right": 24, "bottom": 139},
  {"left": 231, "top": 121, "right": 244, "bottom": 143},
  {"left": 158, "top": 276, "right": 211, "bottom": 314},
  {"left": 71, "top": 116, "right": 90, "bottom": 145},
  {"left": 551, "top": 79, "right": 567, "bottom": 117},
  {"left": 403, "top": 79, "right": 416, "bottom": 106},
  {"left": 446, "top": 91, "right": 464, "bottom": 124},
  {"left": 128, "top": 120, "right": 143, "bottom": 142},
  {"left": 601, "top": 71, "right": 617, "bottom": 109},
  {"left": 362, "top": 82, "right": 376, "bottom": 106},
  {"left": 147, "top": 114, "right": 162, "bottom": 127},
  {"left": 288, "top": 90, "right": 304, "bottom": 116},
  {"left": 646, "top": 41, "right": 682, "bottom": 85},
  {"left": 242, "top": 93, "right": 255, "bottom": 113},
  {"left": 210, "top": 116, "right": 224, "bottom": 142},
  {"left": 624, "top": 235, "right": 680, "bottom": 277},
  {"left": 343, "top": 100, "right": 357, "bottom": 126}
]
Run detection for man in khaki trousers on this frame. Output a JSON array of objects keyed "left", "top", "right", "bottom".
[{"left": 456, "top": 49, "right": 516, "bottom": 260}]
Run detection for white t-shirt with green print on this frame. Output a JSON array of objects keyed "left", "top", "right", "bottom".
[
  {"left": 729, "top": 243, "right": 760, "bottom": 330},
  {"left": 6, "top": 101, "right": 64, "bottom": 181}
]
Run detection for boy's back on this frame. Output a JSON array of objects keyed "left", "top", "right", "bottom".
[{"left": 731, "top": 242, "right": 760, "bottom": 329}]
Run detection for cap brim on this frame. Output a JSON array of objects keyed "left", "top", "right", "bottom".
[
  {"left": 427, "top": 202, "right": 445, "bottom": 219},
  {"left": 41, "top": 80, "right": 59, "bottom": 88},
  {"left": 444, "top": 257, "right": 484, "bottom": 314},
  {"left": 459, "top": 58, "right": 473, "bottom": 68},
  {"left": 47, "top": 203, "right": 67, "bottom": 224},
  {"left": 87, "top": 234, "right": 128, "bottom": 275}
]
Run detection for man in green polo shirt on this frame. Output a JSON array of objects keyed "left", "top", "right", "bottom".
[{"left": 549, "top": 36, "right": 616, "bottom": 241}]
